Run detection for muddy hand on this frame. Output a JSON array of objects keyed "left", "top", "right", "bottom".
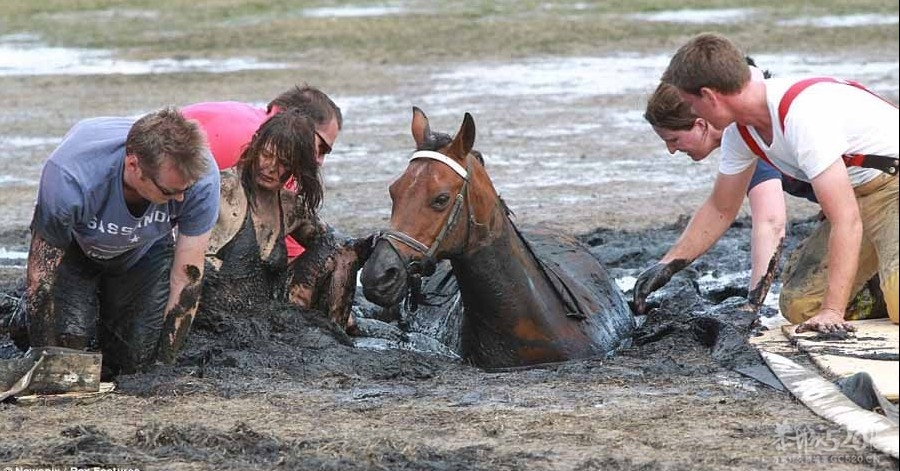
[
  {"left": 632, "top": 260, "right": 688, "bottom": 315},
  {"left": 342, "top": 233, "right": 377, "bottom": 267},
  {"left": 795, "top": 308, "right": 857, "bottom": 334},
  {"left": 293, "top": 218, "right": 328, "bottom": 246}
]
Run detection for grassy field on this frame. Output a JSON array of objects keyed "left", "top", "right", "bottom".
[
  {"left": 2, "top": 0, "right": 897, "bottom": 63},
  {"left": 1, "top": 1, "right": 897, "bottom": 234}
]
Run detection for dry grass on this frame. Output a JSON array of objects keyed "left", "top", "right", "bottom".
[{"left": 2, "top": 0, "right": 897, "bottom": 63}]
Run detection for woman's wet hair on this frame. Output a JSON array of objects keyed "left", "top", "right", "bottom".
[
  {"left": 644, "top": 82, "right": 695, "bottom": 131},
  {"left": 743, "top": 56, "right": 772, "bottom": 79},
  {"left": 239, "top": 108, "right": 323, "bottom": 216}
]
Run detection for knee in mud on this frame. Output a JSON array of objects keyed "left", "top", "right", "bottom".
[
  {"left": 57, "top": 333, "right": 91, "bottom": 350},
  {"left": 778, "top": 295, "right": 816, "bottom": 325}
]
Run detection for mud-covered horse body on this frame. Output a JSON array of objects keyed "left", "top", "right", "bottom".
[
  {"left": 450, "top": 224, "right": 634, "bottom": 368},
  {"left": 361, "top": 107, "right": 634, "bottom": 369}
]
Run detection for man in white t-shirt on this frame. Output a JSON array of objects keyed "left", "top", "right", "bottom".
[{"left": 633, "top": 32, "right": 898, "bottom": 334}]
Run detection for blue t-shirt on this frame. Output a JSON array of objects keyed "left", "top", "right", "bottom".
[
  {"left": 748, "top": 159, "right": 817, "bottom": 203},
  {"left": 33, "top": 116, "right": 220, "bottom": 272}
]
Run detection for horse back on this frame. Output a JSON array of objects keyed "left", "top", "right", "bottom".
[{"left": 518, "top": 225, "right": 635, "bottom": 351}]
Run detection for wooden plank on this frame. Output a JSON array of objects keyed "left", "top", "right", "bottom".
[
  {"left": 782, "top": 319, "right": 899, "bottom": 400},
  {"left": 748, "top": 322, "right": 795, "bottom": 355},
  {"left": 26, "top": 347, "right": 102, "bottom": 395},
  {"left": 14, "top": 382, "right": 116, "bottom": 406},
  {"left": 810, "top": 355, "right": 898, "bottom": 401}
]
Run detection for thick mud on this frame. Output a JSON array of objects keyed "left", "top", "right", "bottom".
[{"left": 1, "top": 215, "right": 896, "bottom": 470}]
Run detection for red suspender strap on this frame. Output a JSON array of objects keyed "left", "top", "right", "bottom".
[
  {"left": 778, "top": 78, "right": 842, "bottom": 132},
  {"left": 736, "top": 123, "right": 778, "bottom": 169},
  {"left": 777, "top": 77, "right": 899, "bottom": 175},
  {"left": 778, "top": 77, "right": 897, "bottom": 132}
]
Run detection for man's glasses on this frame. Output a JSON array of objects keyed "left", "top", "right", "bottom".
[
  {"left": 314, "top": 130, "right": 333, "bottom": 157},
  {"left": 149, "top": 173, "right": 191, "bottom": 197}
]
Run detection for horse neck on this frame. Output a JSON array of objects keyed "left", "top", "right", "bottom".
[{"left": 449, "top": 200, "right": 563, "bottom": 329}]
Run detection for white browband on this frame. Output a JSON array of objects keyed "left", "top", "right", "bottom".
[{"left": 410, "top": 150, "right": 468, "bottom": 180}]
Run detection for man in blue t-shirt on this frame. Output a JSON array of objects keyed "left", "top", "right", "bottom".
[{"left": 11, "top": 107, "right": 220, "bottom": 376}]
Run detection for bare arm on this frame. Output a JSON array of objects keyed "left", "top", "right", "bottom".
[
  {"left": 157, "top": 231, "right": 211, "bottom": 364},
  {"left": 634, "top": 167, "right": 752, "bottom": 313},
  {"left": 807, "top": 161, "right": 862, "bottom": 322},
  {"left": 661, "top": 169, "right": 752, "bottom": 264},
  {"left": 747, "top": 179, "right": 787, "bottom": 306}
]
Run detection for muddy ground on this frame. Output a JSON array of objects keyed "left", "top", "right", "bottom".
[
  {"left": 1, "top": 215, "right": 897, "bottom": 471},
  {"left": 2, "top": 1, "right": 899, "bottom": 470}
]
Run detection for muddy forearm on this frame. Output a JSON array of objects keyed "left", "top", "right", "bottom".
[
  {"left": 747, "top": 240, "right": 782, "bottom": 308},
  {"left": 288, "top": 216, "right": 329, "bottom": 247},
  {"left": 157, "top": 264, "right": 203, "bottom": 364},
  {"left": 157, "top": 233, "right": 209, "bottom": 364},
  {"left": 282, "top": 188, "right": 329, "bottom": 246},
  {"left": 24, "top": 234, "right": 65, "bottom": 345}
]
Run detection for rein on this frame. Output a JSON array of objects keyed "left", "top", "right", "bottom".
[{"left": 378, "top": 150, "right": 476, "bottom": 309}]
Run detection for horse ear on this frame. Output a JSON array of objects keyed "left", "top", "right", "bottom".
[
  {"left": 411, "top": 106, "right": 431, "bottom": 150},
  {"left": 448, "top": 113, "right": 476, "bottom": 160}
]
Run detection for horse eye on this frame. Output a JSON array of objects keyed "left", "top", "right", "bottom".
[{"left": 432, "top": 193, "right": 451, "bottom": 209}]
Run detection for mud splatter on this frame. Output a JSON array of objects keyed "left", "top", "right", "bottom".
[
  {"left": 158, "top": 264, "right": 203, "bottom": 364},
  {"left": 747, "top": 238, "right": 783, "bottom": 308}
]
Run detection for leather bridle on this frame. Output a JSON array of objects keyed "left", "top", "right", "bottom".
[{"left": 377, "top": 150, "right": 476, "bottom": 308}]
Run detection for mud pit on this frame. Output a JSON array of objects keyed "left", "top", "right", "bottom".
[
  {"left": 1, "top": 3, "right": 898, "bottom": 468},
  {"left": 1, "top": 216, "right": 895, "bottom": 470}
]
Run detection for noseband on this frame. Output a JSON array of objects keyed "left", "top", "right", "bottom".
[{"left": 378, "top": 150, "right": 475, "bottom": 309}]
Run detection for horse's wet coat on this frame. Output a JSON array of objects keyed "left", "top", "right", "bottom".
[{"left": 361, "top": 108, "right": 635, "bottom": 369}]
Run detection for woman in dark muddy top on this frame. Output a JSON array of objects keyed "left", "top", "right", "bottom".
[{"left": 200, "top": 109, "right": 324, "bottom": 318}]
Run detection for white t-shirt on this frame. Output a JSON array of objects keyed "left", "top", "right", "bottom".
[{"left": 719, "top": 77, "right": 896, "bottom": 187}]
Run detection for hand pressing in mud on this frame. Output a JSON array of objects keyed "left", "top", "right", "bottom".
[
  {"left": 633, "top": 260, "right": 689, "bottom": 315},
  {"left": 795, "top": 307, "right": 857, "bottom": 335},
  {"left": 289, "top": 232, "right": 376, "bottom": 331},
  {"left": 291, "top": 218, "right": 328, "bottom": 247}
]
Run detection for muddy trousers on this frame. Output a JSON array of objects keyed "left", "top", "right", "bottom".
[
  {"left": 780, "top": 174, "right": 899, "bottom": 324},
  {"left": 15, "top": 240, "right": 174, "bottom": 375}
]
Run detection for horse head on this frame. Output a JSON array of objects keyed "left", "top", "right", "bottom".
[
  {"left": 361, "top": 107, "right": 499, "bottom": 307},
  {"left": 362, "top": 108, "right": 635, "bottom": 368}
]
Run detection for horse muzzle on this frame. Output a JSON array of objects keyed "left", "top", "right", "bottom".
[{"left": 360, "top": 238, "right": 410, "bottom": 307}]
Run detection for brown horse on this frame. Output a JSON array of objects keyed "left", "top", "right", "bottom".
[{"left": 360, "top": 107, "right": 635, "bottom": 370}]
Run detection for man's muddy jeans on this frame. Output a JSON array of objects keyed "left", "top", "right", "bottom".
[
  {"left": 780, "top": 173, "right": 898, "bottom": 325},
  {"left": 11, "top": 239, "right": 173, "bottom": 375}
]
